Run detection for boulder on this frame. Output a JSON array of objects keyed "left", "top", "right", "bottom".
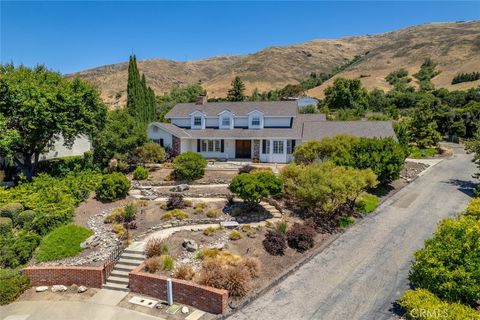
[
  {"left": 170, "top": 184, "right": 189, "bottom": 192},
  {"left": 78, "top": 286, "right": 88, "bottom": 293},
  {"left": 181, "top": 306, "right": 189, "bottom": 314},
  {"left": 36, "top": 286, "right": 48, "bottom": 292},
  {"left": 80, "top": 235, "right": 99, "bottom": 249},
  {"left": 51, "top": 285, "right": 68, "bottom": 292},
  {"left": 182, "top": 239, "right": 199, "bottom": 252}
]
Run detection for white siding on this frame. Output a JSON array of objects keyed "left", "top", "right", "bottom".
[
  {"left": 234, "top": 117, "right": 248, "bottom": 127},
  {"left": 205, "top": 117, "right": 218, "bottom": 128},
  {"left": 147, "top": 126, "right": 173, "bottom": 148},
  {"left": 264, "top": 117, "right": 291, "bottom": 128},
  {"left": 170, "top": 118, "right": 190, "bottom": 128},
  {"left": 259, "top": 139, "right": 289, "bottom": 163},
  {"left": 179, "top": 139, "right": 235, "bottom": 160}
]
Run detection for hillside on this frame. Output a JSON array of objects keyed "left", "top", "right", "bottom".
[{"left": 69, "top": 21, "right": 480, "bottom": 108}]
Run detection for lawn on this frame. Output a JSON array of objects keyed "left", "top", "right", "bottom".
[
  {"left": 409, "top": 147, "right": 438, "bottom": 159},
  {"left": 355, "top": 193, "right": 380, "bottom": 214},
  {"left": 36, "top": 224, "right": 92, "bottom": 262}
]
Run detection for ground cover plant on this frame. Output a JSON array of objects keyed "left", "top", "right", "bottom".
[{"left": 35, "top": 224, "right": 92, "bottom": 262}]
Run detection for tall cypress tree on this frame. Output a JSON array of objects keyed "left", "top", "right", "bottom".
[{"left": 126, "top": 55, "right": 156, "bottom": 125}]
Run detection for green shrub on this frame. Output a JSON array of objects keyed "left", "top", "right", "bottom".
[
  {"left": 229, "top": 171, "right": 283, "bottom": 207},
  {"left": 132, "top": 166, "right": 149, "bottom": 180},
  {"left": 203, "top": 226, "right": 217, "bottom": 236},
  {"left": 229, "top": 230, "right": 242, "bottom": 240},
  {"left": 409, "top": 216, "right": 480, "bottom": 306},
  {"left": 172, "top": 151, "right": 207, "bottom": 181},
  {"left": 409, "top": 146, "right": 438, "bottom": 159},
  {"left": 0, "top": 217, "right": 13, "bottom": 236},
  {"left": 355, "top": 193, "right": 379, "bottom": 214},
  {"left": 15, "top": 210, "right": 36, "bottom": 228},
  {"left": 398, "top": 289, "right": 480, "bottom": 320},
  {"left": 206, "top": 210, "right": 218, "bottom": 218},
  {"left": 0, "top": 269, "right": 30, "bottom": 305},
  {"left": 161, "top": 212, "right": 173, "bottom": 220},
  {"left": 465, "top": 198, "right": 480, "bottom": 220},
  {"left": 0, "top": 232, "right": 41, "bottom": 268},
  {"left": 161, "top": 255, "right": 175, "bottom": 271},
  {"left": 122, "top": 204, "right": 137, "bottom": 223},
  {"left": 0, "top": 203, "right": 24, "bottom": 220},
  {"left": 276, "top": 220, "right": 288, "bottom": 234},
  {"left": 169, "top": 209, "right": 188, "bottom": 220},
  {"left": 36, "top": 224, "right": 92, "bottom": 262},
  {"left": 96, "top": 173, "right": 131, "bottom": 201},
  {"left": 194, "top": 207, "right": 204, "bottom": 215},
  {"left": 338, "top": 216, "right": 356, "bottom": 229},
  {"left": 134, "top": 142, "right": 166, "bottom": 164}
]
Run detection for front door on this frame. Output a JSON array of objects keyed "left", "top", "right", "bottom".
[{"left": 235, "top": 140, "right": 251, "bottom": 159}]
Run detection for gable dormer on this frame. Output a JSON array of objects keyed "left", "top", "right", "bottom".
[
  {"left": 190, "top": 110, "right": 206, "bottom": 129},
  {"left": 217, "top": 110, "right": 234, "bottom": 130},
  {"left": 247, "top": 110, "right": 264, "bottom": 129}
]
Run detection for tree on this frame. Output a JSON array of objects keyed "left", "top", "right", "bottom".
[
  {"left": 227, "top": 76, "right": 246, "bottom": 102},
  {"left": 409, "top": 96, "right": 442, "bottom": 148},
  {"left": 156, "top": 83, "right": 205, "bottom": 121},
  {"left": 281, "top": 162, "right": 378, "bottom": 213},
  {"left": 414, "top": 58, "right": 440, "bottom": 91},
  {"left": 324, "top": 78, "right": 368, "bottom": 111},
  {"left": 409, "top": 216, "right": 480, "bottom": 307},
  {"left": 0, "top": 114, "right": 19, "bottom": 165},
  {"left": 465, "top": 130, "right": 480, "bottom": 179},
  {"left": 132, "top": 142, "right": 166, "bottom": 164},
  {"left": 92, "top": 109, "right": 147, "bottom": 164},
  {"left": 126, "top": 55, "right": 156, "bottom": 124},
  {"left": 229, "top": 171, "right": 283, "bottom": 207},
  {"left": 249, "top": 88, "right": 261, "bottom": 101},
  {"left": 293, "top": 135, "right": 359, "bottom": 165},
  {"left": 0, "top": 64, "right": 107, "bottom": 178}
]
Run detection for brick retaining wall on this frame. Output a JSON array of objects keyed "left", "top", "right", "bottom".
[
  {"left": 23, "top": 266, "right": 105, "bottom": 288},
  {"left": 129, "top": 264, "right": 228, "bottom": 314}
]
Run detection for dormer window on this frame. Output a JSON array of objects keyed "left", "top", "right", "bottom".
[
  {"left": 193, "top": 116, "right": 202, "bottom": 126},
  {"left": 251, "top": 116, "right": 260, "bottom": 126},
  {"left": 222, "top": 117, "right": 231, "bottom": 127}
]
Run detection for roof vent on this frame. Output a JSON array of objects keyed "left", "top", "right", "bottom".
[{"left": 196, "top": 95, "right": 207, "bottom": 105}]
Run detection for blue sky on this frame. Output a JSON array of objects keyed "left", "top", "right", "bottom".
[{"left": 1, "top": 1, "right": 479, "bottom": 74}]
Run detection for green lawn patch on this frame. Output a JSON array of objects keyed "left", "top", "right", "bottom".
[
  {"left": 355, "top": 193, "right": 380, "bottom": 214},
  {"left": 36, "top": 224, "right": 92, "bottom": 262},
  {"left": 409, "top": 147, "right": 438, "bottom": 159}
]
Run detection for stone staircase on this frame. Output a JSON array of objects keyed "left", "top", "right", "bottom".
[
  {"left": 103, "top": 247, "right": 145, "bottom": 292},
  {"left": 260, "top": 201, "right": 282, "bottom": 219}
]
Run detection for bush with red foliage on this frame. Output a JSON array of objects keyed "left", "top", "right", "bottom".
[
  {"left": 286, "top": 223, "right": 316, "bottom": 252},
  {"left": 262, "top": 230, "right": 287, "bottom": 256}
]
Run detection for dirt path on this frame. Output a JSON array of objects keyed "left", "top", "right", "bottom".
[{"left": 229, "top": 145, "right": 476, "bottom": 320}]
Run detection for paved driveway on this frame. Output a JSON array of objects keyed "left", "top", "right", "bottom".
[{"left": 230, "top": 146, "right": 476, "bottom": 320}]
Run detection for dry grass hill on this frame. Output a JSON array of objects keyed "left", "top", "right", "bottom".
[{"left": 69, "top": 21, "right": 480, "bottom": 108}]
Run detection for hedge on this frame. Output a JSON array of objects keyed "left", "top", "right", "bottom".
[
  {"left": 399, "top": 289, "right": 480, "bottom": 320},
  {"left": 0, "top": 268, "right": 30, "bottom": 305}
]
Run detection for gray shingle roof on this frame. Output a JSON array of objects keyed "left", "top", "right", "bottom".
[
  {"left": 301, "top": 121, "right": 396, "bottom": 142},
  {"left": 149, "top": 122, "right": 191, "bottom": 138},
  {"left": 165, "top": 101, "right": 299, "bottom": 118}
]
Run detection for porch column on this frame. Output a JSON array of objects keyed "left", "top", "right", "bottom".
[{"left": 252, "top": 139, "right": 260, "bottom": 161}]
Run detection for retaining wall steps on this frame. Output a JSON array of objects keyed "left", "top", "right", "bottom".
[{"left": 103, "top": 248, "right": 145, "bottom": 292}]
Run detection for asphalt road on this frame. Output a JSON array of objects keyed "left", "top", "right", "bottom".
[{"left": 230, "top": 146, "right": 476, "bottom": 320}]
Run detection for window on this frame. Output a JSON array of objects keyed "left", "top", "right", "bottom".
[
  {"left": 194, "top": 116, "right": 202, "bottom": 126},
  {"left": 152, "top": 139, "right": 164, "bottom": 147},
  {"left": 201, "top": 139, "right": 222, "bottom": 152},
  {"left": 262, "top": 140, "right": 270, "bottom": 154},
  {"left": 287, "top": 140, "right": 295, "bottom": 154},
  {"left": 221, "top": 117, "right": 231, "bottom": 127},
  {"left": 251, "top": 116, "right": 260, "bottom": 126},
  {"left": 273, "top": 140, "right": 284, "bottom": 154}
]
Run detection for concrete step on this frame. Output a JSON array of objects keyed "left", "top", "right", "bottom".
[
  {"left": 120, "top": 253, "right": 145, "bottom": 261},
  {"left": 123, "top": 248, "right": 145, "bottom": 255},
  {"left": 110, "top": 270, "right": 129, "bottom": 278},
  {"left": 107, "top": 276, "right": 129, "bottom": 285},
  {"left": 103, "top": 282, "right": 129, "bottom": 292},
  {"left": 114, "top": 263, "right": 137, "bottom": 272},
  {"left": 117, "top": 258, "right": 142, "bottom": 266}
]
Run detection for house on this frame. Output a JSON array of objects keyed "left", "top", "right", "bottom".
[{"left": 147, "top": 96, "right": 396, "bottom": 163}]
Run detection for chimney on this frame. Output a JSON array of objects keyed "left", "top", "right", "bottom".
[{"left": 196, "top": 95, "right": 207, "bottom": 105}]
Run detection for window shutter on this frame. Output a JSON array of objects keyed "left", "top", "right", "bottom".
[
  {"left": 197, "top": 139, "right": 200, "bottom": 152},
  {"left": 160, "top": 139, "right": 164, "bottom": 147},
  {"left": 262, "top": 140, "right": 266, "bottom": 154},
  {"left": 221, "top": 140, "right": 225, "bottom": 153},
  {"left": 291, "top": 140, "right": 296, "bottom": 151}
]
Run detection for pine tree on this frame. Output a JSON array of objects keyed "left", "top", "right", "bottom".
[
  {"left": 126, "top": 55, "right": 156, "bottom": 124},
  {"left": 227, "top": 76, "right": 246, "bottom": 101}
]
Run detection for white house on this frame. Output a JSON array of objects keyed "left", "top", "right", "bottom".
[{"left": 147, "top": 96, "right": 396, "bottom": 163}]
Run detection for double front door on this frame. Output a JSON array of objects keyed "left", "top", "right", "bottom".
[{"left": 235, "top": 140, "right": 251, "bottom": 159}]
